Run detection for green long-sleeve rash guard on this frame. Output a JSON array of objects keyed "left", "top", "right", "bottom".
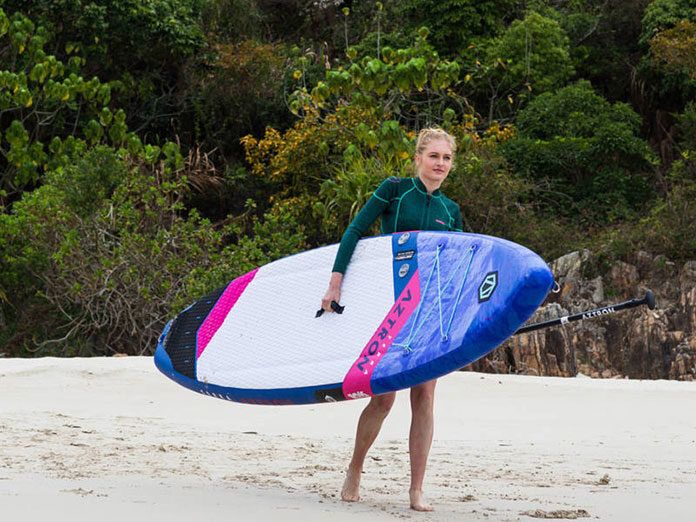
[{"left": 332, "top": 176, "right": 463, "bottom": 274}]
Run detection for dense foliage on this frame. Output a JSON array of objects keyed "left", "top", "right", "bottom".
[
  {"left": 2, "top": 0, "right": 696, "bottom": 356},
  {"left": 502, "top": 81, "right": 657, "bottom": 223},
  {"left": 1, "top": 0, "right": 207, "bottom": 140}
]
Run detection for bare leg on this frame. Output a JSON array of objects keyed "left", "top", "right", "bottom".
[
  {"left": 408, "top": 379, "right": 437, "bottom": 511},
  {"left": 341, "top": 392, "right": 396, "bottom": 502}
]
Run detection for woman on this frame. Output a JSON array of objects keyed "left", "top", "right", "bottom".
[{"left": 321, "top": 127, "right": 462, "bottom": 511}]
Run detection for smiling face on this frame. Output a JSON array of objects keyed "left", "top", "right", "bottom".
[{"left": 414, "top": 137, "right": 454, "bottom": 193}]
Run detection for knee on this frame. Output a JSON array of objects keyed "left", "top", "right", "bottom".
[
  {"left": 368, "top": 393, "right": 395, "bottom": 418},
  {"left": 410, "top": 381, "right": 436, "bottom": 410}
]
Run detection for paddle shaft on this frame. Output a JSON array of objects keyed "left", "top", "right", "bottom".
[{"left": 514, "top": 290, "right": 656, "bottom": 335}]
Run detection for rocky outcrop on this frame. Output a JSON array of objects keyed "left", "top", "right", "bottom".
[{"left": 469, "top": 251, "right": 696, "bottom": 380}]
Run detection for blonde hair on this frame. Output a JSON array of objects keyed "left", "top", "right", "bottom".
[{"left": 415, "top": 127, "right": 457, "bottom": 156}]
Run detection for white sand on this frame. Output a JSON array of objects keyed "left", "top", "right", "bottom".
[{"left": 0, "top": 357, "right": 694, "bottom": 521}]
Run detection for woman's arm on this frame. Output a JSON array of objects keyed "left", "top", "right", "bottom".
[
  {"left": 322, "top": 179, "right": 394, "bottom": 311},
  {"left": 322, "top": 271, "right": 344, "bottom": 312},
  {"left": 331, "top": 180, "right": 394, "bottom": 274}
]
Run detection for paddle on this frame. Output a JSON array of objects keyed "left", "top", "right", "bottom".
[{"left": 514, "top": 290, "right": 656, "bottom": 335}]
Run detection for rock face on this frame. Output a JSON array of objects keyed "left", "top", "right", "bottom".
[{"left": 469, "top": 251, "right": 696, "bottom": 380}]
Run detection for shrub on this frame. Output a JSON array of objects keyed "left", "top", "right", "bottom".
[
  {"left": 315, "top": 154, "right": 413, "bottom": 241},
  {"left": 242, "top": 32, "right": 465, "bottom": 243},
  {"left": 184, "top": 40, "right": 292, "bottom": 161},
  {"left": 678, "top": 101, "right": 696, "bottom": 148},
  {"left": 0, "top": 147, "right": 305, "bottom": 356},
  {"left": 501, "top": 80, "right": 657, "bottom": 223},
  {"left": 640, "top": 142, "right": 696, "bottom": 260}
]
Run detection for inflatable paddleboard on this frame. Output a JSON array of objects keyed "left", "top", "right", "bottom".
[{"left": 155, "top": 231, "right": 554, "bottom": 405}]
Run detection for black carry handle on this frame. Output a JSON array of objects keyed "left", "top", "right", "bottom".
[
  {"left": 514, "top": 290, "right": 656, "bottom": 335},
  {"left": 315, "top": 301, "right": 345, "bottom": 318}
]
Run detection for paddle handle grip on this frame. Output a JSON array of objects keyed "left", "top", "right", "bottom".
[
  {"left": 315, "top": 301, "right": 345, "bottom": 318},
  {"left": 514, "top": 290, "right": 656, "bottom": 335}
]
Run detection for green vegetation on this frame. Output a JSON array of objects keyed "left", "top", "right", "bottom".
[
  {"left": 469, "top": 11, "right": 575, "bottom": 122},
  {"left": 2, "top": 1, "right": 696, "bottom": 356},
  {"left": 502, "top": 80, "right": 657, "bottom": 223}
]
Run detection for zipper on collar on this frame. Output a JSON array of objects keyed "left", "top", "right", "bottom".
[{"left": 421, "top": 193, "right": 431, "bottom": 229}]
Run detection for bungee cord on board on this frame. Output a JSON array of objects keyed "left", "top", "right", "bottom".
[{"left": 394, "top": 243, "right": 477, "bottom": 354}]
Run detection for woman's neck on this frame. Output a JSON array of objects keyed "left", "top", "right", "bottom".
[{"left": 417, "top": 173, "right": 441, "bottom": 195}]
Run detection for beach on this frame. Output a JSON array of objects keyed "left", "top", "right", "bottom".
[{"left": 1, "top": 356, "right": 694, "bottom": 521}]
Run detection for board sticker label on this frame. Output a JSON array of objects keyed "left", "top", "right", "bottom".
[
  {"left": 342, "top": 270, "right": 421, "bottom": 399},
  {"left": 478, "top": 271, "right": 498, "bottom": 303},
  {"left": 395, "top": 249, "right": 415, "bottom": 261}
]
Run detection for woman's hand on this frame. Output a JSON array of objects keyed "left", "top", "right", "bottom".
[{"left": 322, "top": 272, "right": 344, "bottom": 312}]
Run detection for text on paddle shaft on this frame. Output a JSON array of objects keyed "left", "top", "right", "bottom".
[{"left": 582, "top": 306, "right": 615, "bottom": 320}]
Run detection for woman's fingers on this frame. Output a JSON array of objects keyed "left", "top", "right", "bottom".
[{"left": 322, "top": 289, "right": 341, "bottom": 311}]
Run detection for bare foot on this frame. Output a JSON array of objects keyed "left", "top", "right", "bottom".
[
  {"left": 341, "top": 468, "right": 361, "bottom": 502},
  {"left": 409, "top": 488, "right": 434, "bottom": 512}
]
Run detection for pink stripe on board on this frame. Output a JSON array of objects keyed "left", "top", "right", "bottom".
[
  {"left": 196, "top": 268, "right": 259, "bottom": 359},
  {"left": 342, "top": 270, "right": 421, "bottom": 400}
]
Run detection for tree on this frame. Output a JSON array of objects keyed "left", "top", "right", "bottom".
[
  {"left": 635, "top": 1, "right": 696, "bottom": 165},
  {"left": 242, "top": 30, "right": 466, "bottom": 243},
  {"left": 397, "top": 0, "right": 515, "bottom": 57},
  {"left": 184, "top": 40, "right": 292, "bottom": 161},
  {"left": 265, "top": 29, "right": 465, "bottom": 184},
  {"left": 502, "top": 80, "right": 657, "bottom": 223},
  {"left": 0, "top": 8, "right": 303, "bottom": 355},
  {"left": 1, "top": 0, "right": 206, "bottom": 140},
  {"left": 527, "top": 1, "right": 651, "bottom": 103},
  {"left": 468, "top": 11, "right": 575, "bottom": 123},
  {"left": 0, "top": 8, "right": 126, "bottom": 201},
  {"left": 650, "top": 19, "right": 696, "bottom": 78},
  {"left": 639, "top": 0, "right": 696, "bottom": 46}
]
